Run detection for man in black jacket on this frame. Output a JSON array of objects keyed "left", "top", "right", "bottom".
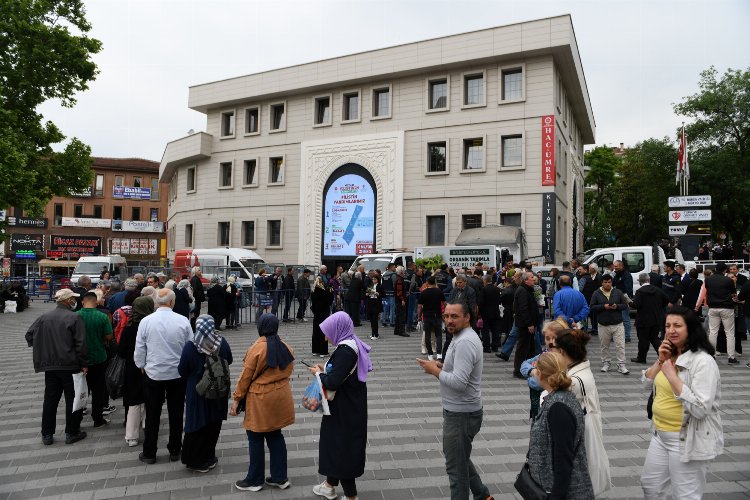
[
  {"left": 631, "top": 273, "right": 668, "bottom": 363},
  {"left": 590, "top": 274, "right": 629, "bottom": 374},
  {"left": 189, "top": 267, "right": 205, "bottom": 331},
  {"left": 478, "top": 274, "right": 502, "bottom": 353},
  {"left": 26, "top": 289, "right": 88, "bottom": 445},
  {"left": 661, "top": 261, "right": 682, "bottom": 307},
  {"left": 512, "top": 271, "right": 538, "bottom": 378},
  {"left": 705, "top": 262, "right": 739, "bottom": 364},
  {"left": 281, "top": 267, "right": 296, "bottom": 322},
  {"left": 581, "top": 263, "right": 602, "bottom": 335}
]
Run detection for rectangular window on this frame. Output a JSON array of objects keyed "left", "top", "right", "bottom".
[
  {"left": 242, "top": 220, "right": 255, "bottom": 247},
  {"left": 150, "top": 208, "right": 158, "bottom": 221},
  {"left": 342, "top": 91, "right": 360, "bottom": 122},
  {"left": 463, "top": 73, "right": 484, "bottom": 106},
  {"left": 114, "top": 175, "right": 124, "bottom": 187},
  {"left": 269, "top": 157, "right": 284, "bottom": 184},
  {"left": 267, "top": 220, "right": 282, "bottom": 247},
  {"left": 623, "top": 252, "right": 646, "bottom": 273},
  {"left": 502, "top": 135, "right": 523, "bottom": 168},
  {"left": 151, "top": 178, "right": 159, "bottom": 200},
  {"left": 93, "top": 205, "right": 103, "bottom": 219},
  {"left": 462, "top": 214, "right": 482, "bottom": 230},
  {"left": 185, "top": 224, "right": 193, "bottom": 247},
  {"left": 218, "top": 221, "right": 230, "bottom": 246},
  {"left": 95, "top": 174, "right": 104, "bottom": 197},
  {"left": 502, "top": 68, "right": 523, "bottom": 101},
  {"left": 221, "top": 110, "right": 235, "bottom": 137},
  {"left": 133, "top": 176, "right": 142, "bottom": 188},
  {"left": 463, "top": 138, "right": 484, "bottom": 171},
  {"left": 219, "top": 161, "right": 233, "bottom": 188},
  {"left": 74, "top": 204, "right": 83, "bottom": 217},
  {"left": 427, "top": 142, "right": 447, "bottom": 173},
  {"left": 186, "top": 167, "right": 196, "bottom": 192},
  {"left": 429, "top": 78, "right": 448, "bottom": 110},
  {"left": 426, "top": 215, "right": 445, "bottom": 246},
  {"left": 501, "top": 213, "right": 522, "bottom": 227},
  {"left": 244, "top": 106, "right": 259, "bottom": 134},
  {"left": 314, "top": 96, "right": 331, "bottom": 125},
  {"left": 372, "top": 87, "right": 390, "bottom": 118},
  {"left": 243, "top": 159, "right": 257, "bottom": 186},
  {"left": 54, "top": 203, "right": 63, "bottom": 225},
  {"left": 270, "top": 102, "right": 286, "bottom": 131},
  {"left": 132, "top": 207, "right": 141, "bottom": 221},
  {"left": 113, "top": 206, "right": 122, "bottom": 220}
]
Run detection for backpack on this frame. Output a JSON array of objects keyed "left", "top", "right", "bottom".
[{"left": 195, "top": 354, "right": 230, "bottom": 399}]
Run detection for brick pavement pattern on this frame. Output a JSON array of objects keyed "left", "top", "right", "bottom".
[{"left": 1, "top": 302, "right": 749, "bottom": 499}]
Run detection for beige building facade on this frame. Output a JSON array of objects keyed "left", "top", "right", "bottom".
[{"left": 161, "top": 15, "right": 594, "bottom": 267}]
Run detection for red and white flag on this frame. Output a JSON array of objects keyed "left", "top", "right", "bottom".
[{"left": 676, "top": 126, "right": 689, "bottom": 184}]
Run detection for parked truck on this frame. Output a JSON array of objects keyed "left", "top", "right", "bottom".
[
  {"left": 454, "top": 225, "right": 528, "bottom": 265},
  {"left": 414, "top": 245, "right": 501, "bottom": 270}
]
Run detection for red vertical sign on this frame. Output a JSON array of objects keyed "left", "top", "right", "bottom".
[{"left": 541, "top": 115, "right": 556, "bottom": 186}]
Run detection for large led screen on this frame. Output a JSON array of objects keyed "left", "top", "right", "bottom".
[{"left": 323, "top": 173, "right": 375, "bottom": 256}]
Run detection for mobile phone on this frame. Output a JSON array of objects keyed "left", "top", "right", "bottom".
[
  {"left": 667, "top": 340, "right": 677, "bottom": 356},
  {"left": 299, "top": 359, "right": 313, "bottom": 368}
]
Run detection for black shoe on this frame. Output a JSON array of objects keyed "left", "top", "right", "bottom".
[
  {"left": 265, "top": 477, "right": 291, "bottom": 489},
  {"left": 513, "top": 372, "right": 525, "bottom": 379},
  {"left": 728, "top": 357, "right": 739, "bottom": 365},
  {"left": 630, "top": 357, "right": 647, "bottom": 364},
  {"left": 169, "top": 452, "right": 181, "bottom": 462},
  {"left": 186, "top": 463, "right": 210, "bottom": 473},
  {"left": 93, "top": 418, "right": 110, "bottom": 428},
  {"left": 139, "top": 452, "right": 156, "bottom": 464},
  {"left": 496, "top": 352, "right": 510, "bottom": 361},
  {"left": 483, "top": 348, "right": 492, "bottom": 353},
  {"left": 208, "top": 457, "right": 219, "bottom": 469},
  {"left": 395, "top": 332, "right": 410, "bottom": 337},
  {"left": 65, "top": 431, "right": 87, "bottom": 445},
  {"left": 235, "top": 479, "right": 263, "bottom": 492},
  {"left": 42, "top": 435, "right": 54, "bottom": 446},
  {"left": 102, "top": 405, "right": 117, "bottom": 415},
  {"left": 625, "top": 338, "right": 632, "bottom": 343}
]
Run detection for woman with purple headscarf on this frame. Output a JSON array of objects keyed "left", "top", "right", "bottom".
[{"left": 310, "top": 312, "right": 372, "bottom": 500}]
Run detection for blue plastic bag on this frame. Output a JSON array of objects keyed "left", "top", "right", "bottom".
[{"left": 302, "top": 377, "right": 322, "bottom": 412}]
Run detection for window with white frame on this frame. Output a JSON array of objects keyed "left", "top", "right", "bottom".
[
  {"left": 314, "top": 95, "right": 332, "bottom": 126},
  {"left": 462, "top": 137, "right": 485, "bottom": 171},
  {"left": 462, "top": 214, "right": 482, "bottom": 230},
  {"left": 186, "top": 166, "right": 196, "bottom": 193},
  {"left": 242, "top": 220, "right": 255, "bottom": 247},
  {"left": 267, "top": 219, "right": 282, "bottom": 247},
  {"left": 219, "top": 161, "right": 233, "bottom": 188},
  {"left": 342, "top": 91, "right": 360, "bottom": 122},
  {"left": 501, "top": 67, "right": 524, "bottom": 101},
  {"left": 185, "top": 224, "right": 193, "bottom": 247},
  {"left": 427, "top": 141, "right": 447, "bottom": 174},
  {"left": 95, "top": 174, "right": 104, "bottom": 197},
  {"left": 269, "top": 156, "right": 284, "bottom": 184},
  {"left": 372, "top": 86, "right": 391, "bottom": 118},
  {"left": 114, "top": 175, "right": 124, "bottom": 187},
  {"left": 244, "top": 106, "right": 259, "bottom": 135},
  {"left": 218, "top": 221, "right": 231, "bottom": 246},
  {"left": 243, "top": 159, "right": 258, "bottom": 186},
  {"left": 501, "top": 213, "right": 522, "bottom": 227},
  {"left": 428, "top": 77, "right": 448, "bottom": 110},
  {"left": 270, "top": 102, "right": 286, "bottom": 131},
  {"left": 501, "top": 134, "right": 524, "bottom": 168},
  {"left": 462, "top": 71, "right": 485, "bottom": 107},
  {"left": 220, "top": 110, "right": 235, "bottom": 137},
  {"left": 426, "top": 215, "right": 445, "bottom": 246}
]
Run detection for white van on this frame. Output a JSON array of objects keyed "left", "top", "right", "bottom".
[
  {"left": 348, "top": 251, "right": 414, "bottom": 274},
  {"left": 71, "top": 255, "right": 128, "bottom": 286},
  {"left": 582, "top": 245, "right": 684, "bottom": 293},
  {"left": 173, "top": 248, "right": 264, "bottom": 287}
]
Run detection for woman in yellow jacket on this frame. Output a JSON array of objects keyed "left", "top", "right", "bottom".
[{"left": 230, "top": 313, "right": 295, "bottom": 492}]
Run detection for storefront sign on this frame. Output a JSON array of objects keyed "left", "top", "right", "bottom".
[
  {"left": 61, "top": 217, "right": 112, "bottom": 228},
  {"left": 109, "top": 238, "right": 159, "bottom": 255},
  {"left": 668, "top": 210, "right": 711, "bottom": 223},
  {"left": 14, "top": 250, "right": 37, "bottom": 259},
  {"left": 323, "top": 172, "right": 376, "bottom": 257},
  {"left": 542, "top": 193, "right": 556, "bottom": 263},
  {"left": 10, "top": 233, "right": 44, "bottom": 252},
  {"left": 69, "top": 187, "right": 92, "bottom": 197},
  {"left": 541, "top": 115, "right": 556, "bottom": 186},
  {"left": 113, "top": 186, "right": 152, "bottom": 200},
  {"left": 50, "top": 235, "right": 102, "bottom": 257},
  {"left": 7, "top": 216, "right": 48, "bottom": 228},
  {"left": 112, "top": 220, "right": 165, "bottom": 232}
]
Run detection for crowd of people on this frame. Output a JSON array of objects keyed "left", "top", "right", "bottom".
[{"left": 22, "top": 256, "right": 736, "bottom": 499}]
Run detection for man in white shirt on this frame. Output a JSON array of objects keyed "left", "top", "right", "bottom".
[{"left": 135, "top": 288, "right": 192, "bottom": 464}]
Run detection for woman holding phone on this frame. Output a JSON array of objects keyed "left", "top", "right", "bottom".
[{"left": 640, "top": 306, "right": 723, "bottom": 499}]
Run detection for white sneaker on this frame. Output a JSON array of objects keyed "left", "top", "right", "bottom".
[
  {"left": 617, "top": 364, "right": 630, "bottom": 375},
  {"left": 427, "top": 355, "right": 434, "bottom": 361},
  {"left": 313, "top": 481, "right": 337, "bottom": 499},
  {"left": 600, "top": 362, "right": 611, "bottom": 373},
  {"left": 436, "top": 354, "right": 442, "bottom": 360},
  {"left": 126, "top": 439, "right": 138, "bottom": 447}
]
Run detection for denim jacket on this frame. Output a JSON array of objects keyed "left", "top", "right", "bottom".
[{"left": 642, "top": 349, "right": 723, "bottom": 462}]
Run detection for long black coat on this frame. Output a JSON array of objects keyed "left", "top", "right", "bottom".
[
  {"left": 173, "top": 287, "right": 192, "bottom": 318},
  {"left": 207, "top": 284, "right": 230, "bottom": 319},
  {"left": 366, "top": 283, "right": 384, "bottom": 317},
  {"left": 345, "top": 276, "right": 364, "bottom": 303},
  {"left": 513, "top": 284, "right": 538, "bottom": 329},
  {"left": 478, "top": 284, "right": 502, "bottom": 320},
  {"left": 633, "top": 284, "right": 668, "bottom": 328},
  {"left": 681, "top": 278, "right": 703, "bottom": 311},
  {"left": 118, "top": 321, "right": 145, "bottom": 406},
  {"left": 318, "top": 344, "right": 367, "bottom": 479}
]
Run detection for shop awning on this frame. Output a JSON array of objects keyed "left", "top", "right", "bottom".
[{"left": 38, "top": 259, "right": 77, "bottom": 267}]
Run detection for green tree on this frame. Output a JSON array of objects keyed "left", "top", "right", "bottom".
[
  {"left": 583, "top": 146, "right": 620, "bottom": 248},
  {"left": 609, "top": 138, "right": 678, "bottom": 245},
  {"left": 674, "top": 66, "right": 750, "bottom": 256},
  {"left": 0, "top": 0, "right": 102, "bottom": 236}
]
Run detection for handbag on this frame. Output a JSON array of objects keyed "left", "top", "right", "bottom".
[
  {"left": 572, "top": 375, "right": 612, "bottom": 495},
  {"left": 647, "top": 387, "right": 654, "bottom": 420},
  {"left": 514, "top": 456, "right": 548, "bottom": 500},
  {"left": 105, "top": 355, "right": 126, "bottom": 399}
]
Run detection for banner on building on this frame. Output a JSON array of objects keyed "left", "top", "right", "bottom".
[
  {"left": 323, "top": 172, "right": 376, "bottom": 257},
  {"left": 542, "top": 193, "right": 556, "bottom": 264},
  {"left": 50, "top": 235, "right": 102, "bottom": 257},
  {"left": 7, "top": 216, "right": 48, "bottom": 228},
  {"left": 61, "top": 217, "right": 112, "bottom": 228},
  {"left": 112, "top": 220, "right": 164, "bottom": 232},
  {"left": 10, "top": 233, "right": 44, "bottom": 252},
  {"left": 113, "top": 186, "right": 152, "bottom": 200},
  {"left": 541, "top": 115, "right": 556, "bottom": 186}
]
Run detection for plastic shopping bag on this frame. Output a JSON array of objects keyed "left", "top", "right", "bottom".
[
  {"left": 301, "top": 374, "right": 330, "bottom": 415},
  {"left": 72, "top": 372, "right": 89, "bottom": 412},
  {"left": 4, "top": 300, "right": 17, "bottom": 313}
]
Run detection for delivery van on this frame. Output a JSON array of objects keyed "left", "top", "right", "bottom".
[
  {"left": 173, "top": 248, "right": 264, "bottom": 287},
  {"left": 71, "top": 255, "right": 128, "bottom": 286}
]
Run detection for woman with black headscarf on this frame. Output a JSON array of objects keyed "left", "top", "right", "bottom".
[
  {"left": 230, "top": 313, "right": 295, "bottom": 492},
  {"left": 118, "top": 296, "right": 154, "bottom": 447},
  {"left": 178, "top": 314, "right": 233, "bottom": 472}
]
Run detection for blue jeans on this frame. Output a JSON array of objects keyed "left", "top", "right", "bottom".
[
  {"left": 244, "top": 429, "right": 288, "bottom": 486},
  {"left": 382, "top": 296, "right": 395, "bottom": 325},
  {"left": 500, "top": 322, "right": 519, "bottom": 356},
  {"left": 443, "top": 408, "right": 490, "bottom": 500},
  {"left": 622, "top": 309, "right": 632, "bottom": 341},
  {"left": 407, "top": 293, "right": 418, "bottom": 327}
]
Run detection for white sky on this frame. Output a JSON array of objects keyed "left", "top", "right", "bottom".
[{"left": 38, "top": 0, "right": 750, "bottom": 161}]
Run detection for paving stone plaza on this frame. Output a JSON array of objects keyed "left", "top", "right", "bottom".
[{"left": 1, "top": 302, "right": 749, "bottom": 499}]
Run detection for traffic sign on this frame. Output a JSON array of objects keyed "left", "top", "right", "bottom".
[
  {"left": 668, "top": 195, "right": 711, "bottom": 208},
  {"left": 669, "top": 224, "right": 712, "bottom": 236},
  {"left": 668, "top": 209, "right": 711, "bottom": 222}
]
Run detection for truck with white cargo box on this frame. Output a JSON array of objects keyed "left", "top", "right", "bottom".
[
  {"left": 414, "top": 245, "right": 501, "bottom": 270},
  {"left": 454, "top": 225, "right": 528, "bottom": 265}
]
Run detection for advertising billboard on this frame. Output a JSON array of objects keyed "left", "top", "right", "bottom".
[{"left": 323, "top": 172, "right": 375, "bottom": 257}]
